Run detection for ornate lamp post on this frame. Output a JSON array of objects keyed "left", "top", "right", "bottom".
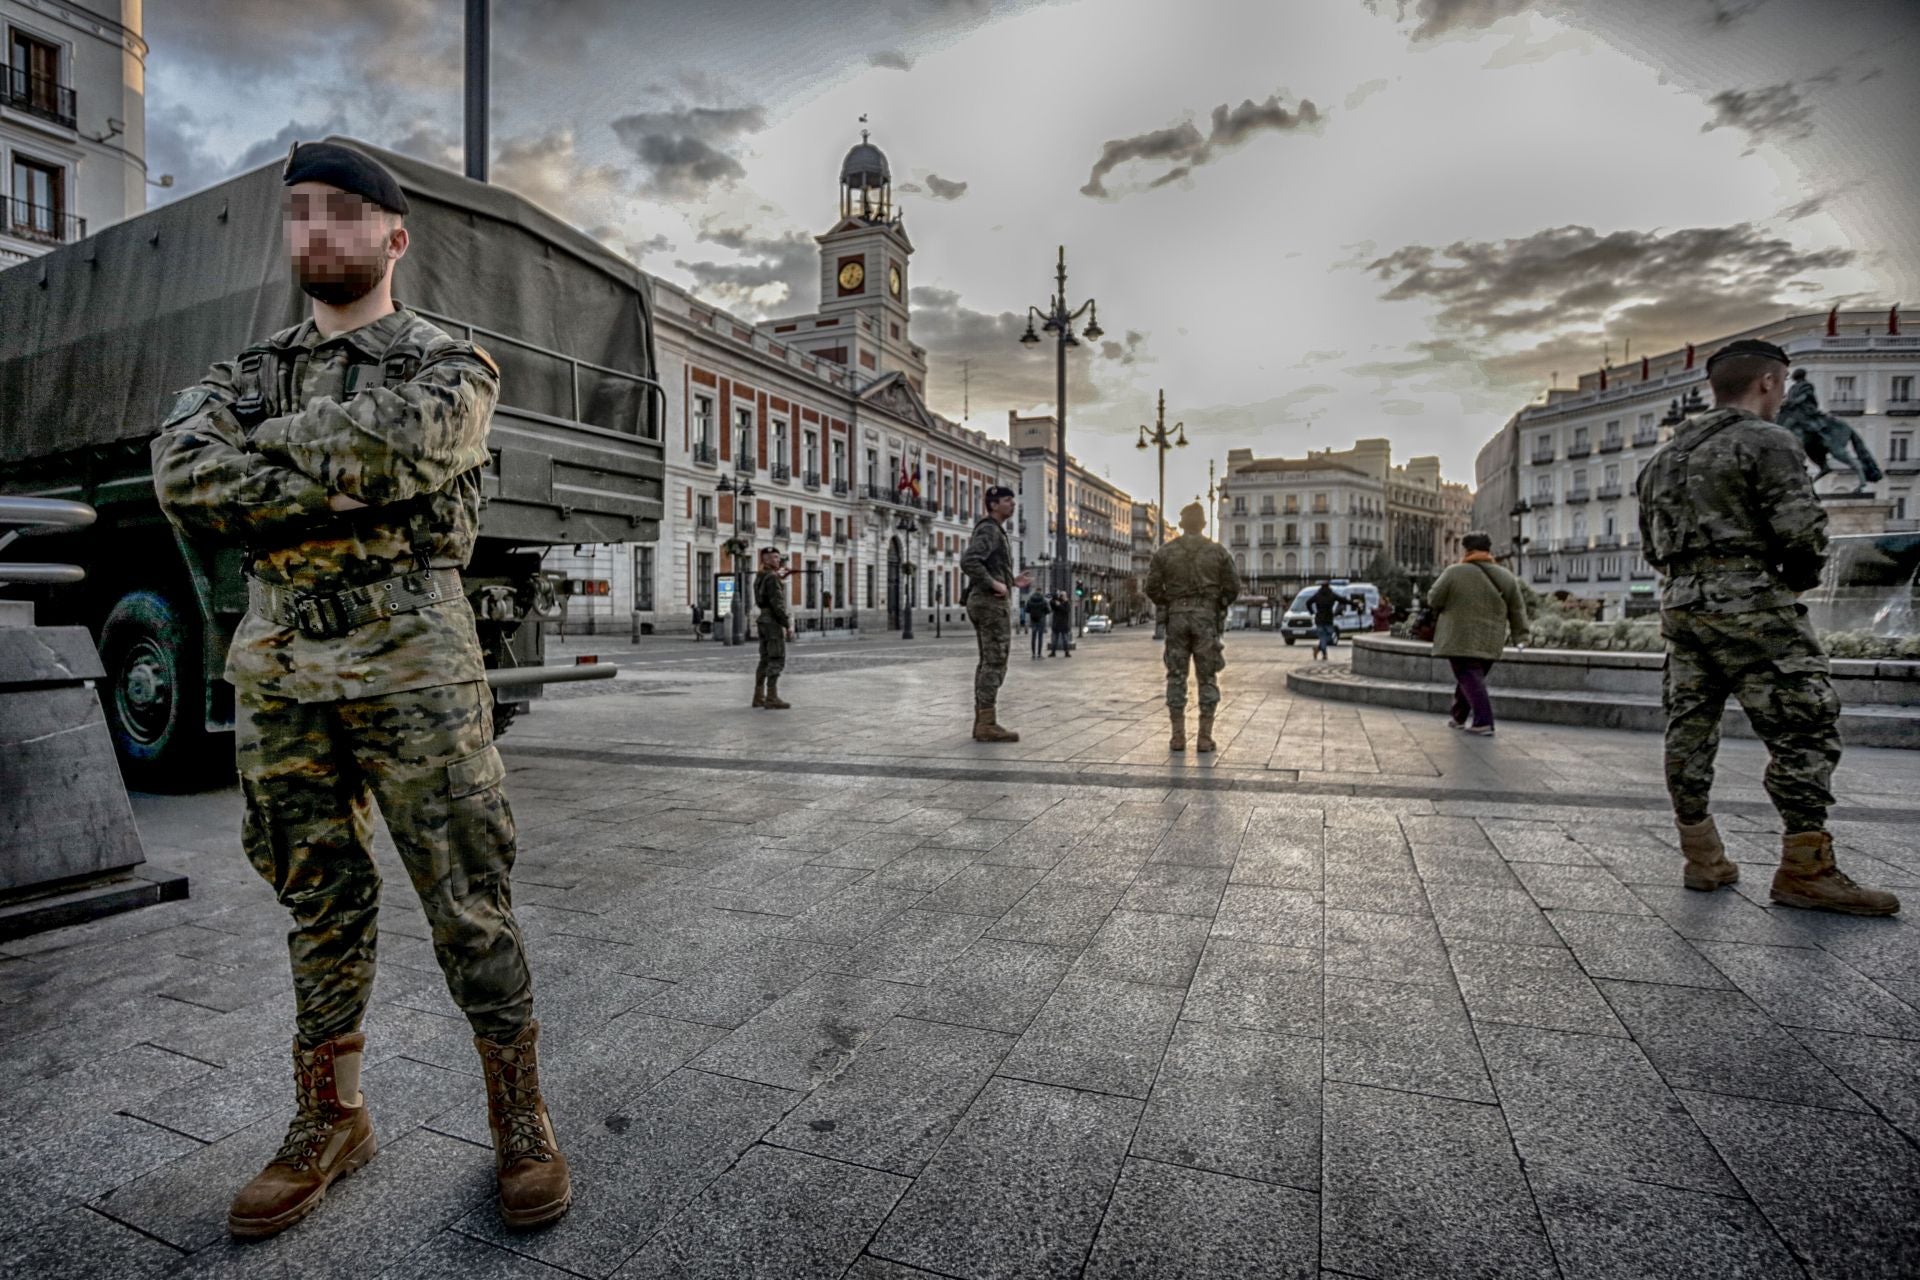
[
  {"left": 1019, "top": 246, "right": 1103, "bottom": 604},
  {"left": 716, "top": 472, "right": 756, "bottom": 646},
  {"left": 896, "top": 510, "right": 919, "bottom": 640},
  {"left": 1136, "top": 388, "right": 1188, "bottom": 640}
]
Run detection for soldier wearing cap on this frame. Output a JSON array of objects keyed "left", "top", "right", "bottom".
[
  {"left": 1636, "top": 338, "right": 1898, "bottom": 916},
  {"left": 1146, "top": 502, "right": 1240, "bottom": 752},
  {"left": 959, "top": 484, "right": 1031, "bottom": 741},
  {"left": 151, "top": 140, "right": 571, "bottom": 1239},
  {"left": 753, "top": 546, "right": 794, "bottom": 708}
]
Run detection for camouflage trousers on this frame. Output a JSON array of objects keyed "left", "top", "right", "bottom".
[
  {"left": 967, "top": 593, "right": 1012, "bottom": 708},
  {"left": 1163, "top": 609, "right": 1225, "bottom": 709},
  {"left": 236, "top": 679, "right": 534, "bottom": 1046},
  {"left": 756, "top": 615, "right": 786, "bottom": 681},
  {"left": 1660, "top": 605, "right": 1841, "bottom": 833}
]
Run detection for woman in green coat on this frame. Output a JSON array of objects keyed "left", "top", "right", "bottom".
[{"left": 1426, "top": 532, "right": 1530, "bottom": 735}]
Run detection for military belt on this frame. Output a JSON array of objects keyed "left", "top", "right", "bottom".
[
  {"left": 1663, "top": 554, "right": 1770, "bottom": 575},
  {"left": 247, "top": 568, "right": 464, "bottom": 641}
]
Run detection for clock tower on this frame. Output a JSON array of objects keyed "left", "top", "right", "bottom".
[{"left": 808, "top": 131, "right": 924, "bottom": 386}]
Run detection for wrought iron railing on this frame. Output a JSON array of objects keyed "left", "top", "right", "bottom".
[
  {"left": 1, "top": 68, "right": 76, "bottom": 128},
  {"left": 692, "top": 440, "right": 718, "bottom": 466},
  {"left": 4, "top": 197, "right": 85, "bottom": 245}
]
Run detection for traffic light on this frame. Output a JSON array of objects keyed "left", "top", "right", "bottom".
[{"left": 1075, "top": 585, "right": 1085, "bottom": 599}]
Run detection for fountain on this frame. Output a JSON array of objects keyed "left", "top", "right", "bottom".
[{"left": 1802, "top": 532, "right": 1920, "bottom": 640}]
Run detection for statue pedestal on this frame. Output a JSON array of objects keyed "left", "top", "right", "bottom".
[{"left": 1820, "top": 494, "right": 1894, "bottom": 537}]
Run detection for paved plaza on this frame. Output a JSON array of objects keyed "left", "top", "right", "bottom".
[{"left": 3, "top": 628, "right": 1917, "bottom": 1279}]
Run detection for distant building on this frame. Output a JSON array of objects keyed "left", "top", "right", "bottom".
[
  {"left": 1128, "top": 500, "right": 1170, "bottom": 616},
  {"left": 1009, "top": 410, "right": 1135, "bottom": 611},
  {"left": 1472, "top": 416, "right": 1522, "bottom": 560},
  {"left": 1218, "top": 449, "right": 1386, "bottom": 593},
  {"left": 1, "top": 1, "right": 149, "bottom": 267}
]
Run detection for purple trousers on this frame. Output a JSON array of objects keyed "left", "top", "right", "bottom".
[{"left": 1448, "top": 658, "right": 1495, "bottom": 728}]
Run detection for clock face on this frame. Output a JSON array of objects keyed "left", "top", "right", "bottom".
[
  {"left": 837, "top": 260, "right": 865, "bottom": 292},
  {"left": 888, "top": 264, "right": 902, "bottom": 298}
]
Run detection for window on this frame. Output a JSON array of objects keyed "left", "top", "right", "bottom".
[
  {"left": 833, "top": 562, "right": 846, "bottom": 608},
  {"left": 1283, "top": 495, "right": 1298, "bottom": 514},
  {"left": 1313, "top": 521, "right": 1328, "bottom": 543},
  {"left": 865, "top": 448, "right": 878, "bottom": 487},
  {"left": 1893, "top": 376, "right": 1914, "bottom": 404},
  {"left": 633, "top": 546, "right": 655, "bottom": 611},
  {"left": 10, "top": 153, "right": 65, "bottom": 240},
  {"left": 693, "top": 394, "right": 715, "bottom": 446},
  {"left": 696, "top": 494, "right": 713, "bottom": 523},
  {"left": 1891, "top": 434, "right": 1912, "bottom": 463},
  {"left": 1835, "top": 375, "right": 1856, "bottom": 398},
  {"left": 1261, "top": 552, "right": 1274, "bottom": 571},
  {"left": 771, "top": 419, "right": 789, "bottom": 469},
  {"left": 1232, "top": 497, "right": 1247, "bottom": 515},
  {"left": 1639, "top": 412, "right": 1654, "bottom": 430},
  {"left": 8, "top": 29, "right": 62, "bottom": 117},
  {"left": 805, "top": 512, "right": 818, "bottom": 536},
  {"left": 805, "top": 560, "right": 818, "bottom": 609},
  {"left": 1311, "top": 492, "right": 1328, "bottom": 514},
  {"left": 1603, "top": 509, "right": 1617, "bottom": 536},
  {"left": 1571, "top": 512, "right": 1586, "bottom": 539},
  {"left": 1534, "top": 476, "right": 1553, "bottom": 498},
  {"left": 1285, "top": 522, "right": 1297, "bottom": 543},
  {"left": 828, "top": 437, "right": 842, "bottom": 480},
  {"left": 734, "top": 405, "right": 755, "bottom": 462},
  {"left": 1534, "top": 515, "right": 1549, "bottom": 542},
  {"left": 1572, "top": 469, "right": 1587, "bottom": 489},
  {"left": 1604, "top": 464, "right": 1619, "bottom": 487},
  {"left": 695, "top": 551, "right": 714, "bottom": 610},
  {"left": 865, "top": 564, "right": 875, "bottom": 608},
  {"left": 1234, "top": 552, "right": 1246, "bottom": 572},
  {"left": 1233, "top": 523, "right": 1247, "bottom": 543},
  {"left": 1892, "top": 493, "right": 1909, "bottom": 521},
  {"left": 1573, "top": 426, "right": 1590, "bottom": 450}
]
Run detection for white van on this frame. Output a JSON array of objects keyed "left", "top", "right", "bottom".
[{"left": 1281, "top": 580, "right": 1381, "bottom": 645}]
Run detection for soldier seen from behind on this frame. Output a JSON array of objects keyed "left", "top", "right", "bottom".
[
  {"left": 151, "top": 142, "right": 572, "bottom": 1240},
  {"left": 1636, "top": 338, "right": 1898, "bottom": 915},
  {"left": 960, "top": 484, "right": 1031, "bottom": 741},
  {"left": 1147, "top": 502, "right": 1241, "bottom": 752},
  {"left": 753, "top": 546, "right": 794, "bottom": 708}
]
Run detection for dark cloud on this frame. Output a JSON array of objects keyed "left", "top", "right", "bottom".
[
  {"left": 143, "top": 105, "right": 228, "bottom": 202},
  {"left": 1368, "top": 222, "right": 1853, "bottom": 387},
  {"left": 870, "top": 49, "right": 915, "bottom": 70},
  {"left": 923, "top": 173, "right": 969, "bottom": 200},
  {"left": 1081, "top": 94, "right": 1323, "bottom": 198},
  {"left": 908, "top": 285, "right": 1134, "bottom": 418},
  {"left": 1368, "top": 0, "right": 1532, "bottom": 41},
  {"left": 611, "top": 105, "right": 769, "bottom": 197},
  {"left": 235, "top": 117, "right": 353, "bottom": 174},
  {"left": 1700, "top": 77, "right": 1831, "bottom": 149},
  {"left": 676, "top": 226, "right": 817, "bottom": 314},
  {"left": 1781, "top": 193, "right": 1827, "bottom": 220}
]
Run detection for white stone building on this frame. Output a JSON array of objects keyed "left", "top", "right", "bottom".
[
  {"left": 1510, "top": 307, "right": 1920, "bottom": 618},
  {"left": 1008, "top": 411, "right": 1136, "bottom": 613},
  {"left": 1218, "top": 450, "right": 1387, "bottom": 592},
  {"left": 1, "top": 0, "right": 148, "bottom": 267}
]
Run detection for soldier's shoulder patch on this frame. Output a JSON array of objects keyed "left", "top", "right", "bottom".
[
  {"left": 469, "top": 343, "right": 500, "bottom": 377},
  {"left": 163, "top": 387, "right": 214, "bottom": 427}
]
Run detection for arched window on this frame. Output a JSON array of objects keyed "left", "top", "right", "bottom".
[
  {"left": 1234, "top": 553, "right": 1247, "bottom": 572},
  {"left": 1312, "top": 551, "right": 1327, "bottom": 575},
  {"left": 1284, "top": 552, "right": 1298, "bottom": 574},
  {"left": 1261, "top": 552, "right": 1274, "bottom": 572}
]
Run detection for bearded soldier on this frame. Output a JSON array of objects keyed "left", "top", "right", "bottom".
[
  {"left": 753, "top": 546, "right": 794, "bottom": 709},
  {"left": 151, "top": 142, "right": 570, "bottom": 1238},
  {"left": 1636, "top": 338, "right": 1897, "bottom": 916},
  {"left": 959, "top": 485, "right": 1031, "bottom": 742},
  {"left": 1146, "top": 503, "right": 1241, "bottom": 752}
]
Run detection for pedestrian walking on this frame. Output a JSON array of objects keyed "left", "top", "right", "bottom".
[
  {"left": 1049, "top": 591, "right": 1074, "bottom": 657},
  {"left": 753, "top": 547, "right": 794, "bottom": 709},
  {"left": 690, "top": 599, "right": 705, "bottom": 640},
  {"left": 1307, "top": 579, "right": 1344, "bottom": 659},
  {"left": 1637, "top": 338, "right": 1898, "bottom": 915},
  {"left": 1025, "top": 590, "right": 1050, "bottom": 658},
  {"left": 960, "top": 485, "right": 1030, "bottom": 741},
  {"left": 1146, "top": 503, "right": 1241, "bottom": 751},
  {"left": 151, "top": 141, "right": 568, "bottom": 1238},
  {"left": 1426, "top": 533, "right": 1530, "bottom": 736}
]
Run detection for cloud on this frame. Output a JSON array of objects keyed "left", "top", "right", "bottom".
[
  {"left": 1367, "top": 222, "right": 1854, "bottom": 387},
  {"left": 908, "top": 285, "right": 1136, "bottom": 418},
  {"left": 924, "top": 173, "right": 969, "bottom": 200},
  {"left": 1781, "top": 193, "right": 1828, "bottom": 220},
  {"left": 1344, "top": 78, "right": 1391, "bottom": 109},
  {"left": 611, "top": 105, "right": 769, "bottom": 197},
  {"left": 490, "top": 130, "right": 636, "bottom": 226},
  {"left": 1081, "top": 93, "right": 1323, "bottom": 198},
  {"left": 870, "top": 49, "right": 915, "bottom": 70},
  {"left": 1369, "top": 0, "right": 1532, "bottom": 41},
  {"left": 1699, "top": 78, "right": 1830, "bottom": 150},
  {"left": 676, "top": 225, "right": 817, "bottom": 315}
]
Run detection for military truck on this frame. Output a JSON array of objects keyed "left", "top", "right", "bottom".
[{"left": 0, "top": 138, "right": 664, "bottom": 785}]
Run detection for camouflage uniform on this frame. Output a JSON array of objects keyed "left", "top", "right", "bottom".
[
  {"left": 1146, "top": 533, "right": 1241, "bottom": 709},
  {"left": 959, "top": 515, "right": 1016, "bottom": 709},
  {"left": 1636, "top": 405, "right": 1838, "bottom": 833},
  {"left": 152, "top": 306, "right": 534, "bottom": 1045},
  {"left": 755, "top": 568, "right": 791, "bottom": 682}
]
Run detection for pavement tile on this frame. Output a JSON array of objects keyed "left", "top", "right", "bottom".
[
  {"left": 865, "top": 847, "right": 985, "bottom": 893},
  {"left": 452, "top": 1067, "right": 796, "bottom": 1277},
  {"left": 1797, "top": 915, "right": 1920, "bottom": 985},
  {"left": 1321, "top": 1082, "right": 1557, "bottom": 1280},
  {"left": 1084, "top": 1157, "right": 1319, "bottom": 1280},
  {"left": 1230, "top": 846, "right": 1324, "bottom": 890},
  {"left": 1119, "top": 863, "right": 1230, "bottom": 917},
  {"left": 902, "top": 936, "right": 1081, "bottom": 1035},
  {"left": 985, "top": 883, "right": 1124, "bottom": 949},
  {"left": 1322, "top": 865, "right": 1430, "bottom": 917},
  {"left": 1684, "top": 1089, "right": 1920, "bottom": 1280},
  {"left": 1480, "top": 820, "right": 1593, "bottom": 864},
  {"left": 1000, "top": 975, "right": 1185, "bottom": 1098},
  {"left": 866, "top": 1076, "right": 1141, "bottom": 1280},
  {"left": 916, "top": 864, "right": 1049, "bottom": 916},
  {"left": 1071, "top": 909, "right": 1212, "bottom": 988},
  {"left": 1477, "top": 1022, "right": 1738, "bottom": 1193},
  {"left": 1548, "top": 909, "right": 1734, "bottom": 988},
  {"left": 0, "top": 1112, "right": 201, "bottom": 1242},
  {"left": 1696, "top": 941, "right": 1920, "bottom": 1038},
  {"left": 615, "top": 1144, "right": 908, "bottom": 1279},
  {"left": 1323, "top": 974, "right": 1494, "bottom": 1104},
  {"left": 1321, "top": 829, "right": 1415, "bottom": 872},
  {"left": 1399, "top": 816, "right": 1495, "bottom": 849},
  {"left": 829, "top": 909, "right": 994, "bottom": 986},
  {"left": 767, "top": 1016, "right": 1013, "bottom": 1173},
  {"left": 775, "top": 882, "right": 927, "bottom": 948},
  {"left": 843, "top": 1258, "right": 957, "bottom": 1278},
  {"left": 384, "top": 1230, "right": 585, "bottom": 1278},
  {"left": 1132, "top": 1021, "right": 1321, "bottom": 1188},
  {"left": 1449, "top": 939, "right": 1628, "bottom": 1037},
  {"left": 1047, "top": 849, "right": 1154, "bottom": 892},
  {"left": 1210, "top": 885, "right": 1323, "bottom": 948},
  {"left": 639, "top": 936, "right": 848, "bottom": 1029},
  {"left": 1513, "top": 862, "right": 1651, "bottom": 914},
  {"left": 1425, "top": 884, "right": 1561, "bottom": 947},
  {"left": 691, "top": 971, "right": 918, "bottom": 1092},
  {"left": 1410, "top": 845, "right": 1520, "bottom": 888},
  {"left": 1324, "top": 909, "right": 1451, "bottom": 985},
  {"left": 1183, "top": 939, "right": 1323, "bottom": 1037},
  {"left": 0, "top": 1205, "right": 181, "bottom": 1280},
  {"left": 1791, "top": 1028, "right": 1920, "bottom": 1141},
  {"left": 0, "top": 1041, "right": 217, "bottom": 1156},
  {"left": 1527, "top": 1164, "right": 1804, "bottom": 1280},
  {"left": 1627, "top": 882, "right": 1822, "bottom": 947}
]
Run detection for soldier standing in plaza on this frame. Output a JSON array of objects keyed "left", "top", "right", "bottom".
[
  {"left": 1636, "top": 337, "right": 1898, "bottom": 915},
  {"left": 1147, "top": 503, "right": 1241, "bottom": 752},
  {"left": 960, "top": 484, "right": 1031, "bottom": 742},
  {"left": 151, "top": 142, "right": 571, "bottom": 1239},
  {"left": 753, "top": 546, "right": 794, "bottom": 709}
]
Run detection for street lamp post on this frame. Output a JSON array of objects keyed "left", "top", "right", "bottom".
[
  {"left": 1020, "top": 246, "right": 1103, "bottom": 605},
  {"left": 897, "top": 511, "right": 919, "bottom": 640},
  {"left": 716, "top": 473, "right": 756, "bottom": 646},
  {"left": 1136, "top": 388, "right": 1188, "bottom": 640}
]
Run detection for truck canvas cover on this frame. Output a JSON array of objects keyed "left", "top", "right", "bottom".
[{"left": 0, "top": 136, "right": 659, "bottom": 467}]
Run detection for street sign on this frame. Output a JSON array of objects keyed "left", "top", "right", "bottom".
[{"left": 716, "top": 577, "right": 736, "bottom": 612}]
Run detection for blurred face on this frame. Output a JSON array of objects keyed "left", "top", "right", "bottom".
[
  {"left": 284, "top": 182, "right": 405, "bottom": 305},
  {"left": 761, "top": 551, "right": 784, "bottom": 573},
  {"left": 988, "top": 494, "right": 1016, "bottom": 522},
  {"left": 1755, "top": 368, "right": 1788, "bottom": 422}
]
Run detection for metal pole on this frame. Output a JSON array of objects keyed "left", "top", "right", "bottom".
[
  {"left": 464, "top": 0, "right": 489, "bottom": 182},
  {"left": 1054, "top": 247, "right": 1070, "bottom": 604}
]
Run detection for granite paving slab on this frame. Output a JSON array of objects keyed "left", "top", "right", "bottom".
[
  {"left": 1512, "top": 862, "right": 1651, "bottom": 914},
  {"left": 999, "top": 975, "right": 1185, "bottom": 1098},
  {"left": 1069, "top": 909, "right": 1212, "bottom": 988},
  {"left": 1696, "top": 940, "right": 1920, "bottom": 1039},
  {"left": 1790, "top": 1028, "right": 1920, "bottom": 1140},
  {"left": 1323, "top": 974, "right": 1494, "bottom": 1104},
  {"left": 1449, "top": 938, "right": 1628, "bottom": 1037},
  {"left": 986, "top": 884, "right": 1125, "bottom": 949},
  {"left": 0, "top": 1205, "right": 182, "bottom": 1280},
  {"left": 916, "top": 863, "right": 1049, "bottom": 916},
  {"left": 1324, "top": 909, "right": 1450, "bottom": 985},
  {"left": 1182, "top": 939, "right": 1324, "bottom": 1038},
  {"left": 691, "top": 971, "right": 919, "bottom": 1092},
  {"left": 1131, "top": 1020, "right": 1321, "bottom": 1189},
  {"left": 1425, "top": 884, "right": 1562, "bottom": 947},
  {"left": 1118, "top": 863, "right": 1231, "bottom": 917},
  {"left": 1083, "top": 1157, "right": 1319, "bottom": 1280},
  {"left": 638, "top": 936, "right": 847, "bottom": 1029},
  {"left": 1526, "top": 1163, "right": 1804, "bottom": 1280},
  {"left": 1547, "top": 909, "right": 1734, "bottom": 988}
]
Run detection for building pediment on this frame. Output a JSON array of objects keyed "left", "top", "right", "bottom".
[{"left": 858, "top": 371, "right": 936, "bottom": 430}]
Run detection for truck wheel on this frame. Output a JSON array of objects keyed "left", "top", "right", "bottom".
[
  {"left": 1283, "top": 635, "right": 1296, "bottom": 645},
  {"left": 99, "top": 589, "right": 213, "bottom": 788}
]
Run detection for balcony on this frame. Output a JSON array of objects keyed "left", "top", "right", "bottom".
[
  {"left": 2, "top": 68, "right": 77, "bottom": 130},
  {"left": 1633, "top": 429, "right": 1660, "bottom": 447},
  {"left": 735, "top": 452, "right": 757, "bottom": 474},
  {"left": 692, "top": 440, "right": 718, "bottom": 467},
  {"left": 1282, "top": 537, "right": 1300, "bottom": 547},
  {"left": 1887, "top": 398, "right": 1920, "bottom": 417},
  {"left": 1829, "top": 398, "right": 1865, "bottom": 416},
  {"left": 1310, "top": 537, "right": 1331, "bottom": 547},
  {"left": 1531, "top": 492, "right": 1556, "bottom": 507},
  {"left": 832, "top": 479, "right": 850, "bottom": 497},
  {"left": 1558, "top": 537, "right": 1590, "bottom": 552},
  {"left": 1567, "top": 442, "right": 1592, "bottom": 459},
  {"left": 1565, "top": 488, "right": 1591, "bottom": 504},
  {"left": 1596, "top": 484, "right": 1623, "bottom": 501},
  {"left": 1598, "top": 436, "right": 1624, "bottom": 454},
  {"left": 5, "top": 198, "right": 85, "bottom": 246},
  {"left": 695, "top": 512, "right": 718, "bottom": 533},
  {"left": 772, "top": 520, "right": 790, "bottom": 540},
  {"left": 1229, "top": 534, "right": 1251, "bottom": 548},
  {"left": 834, "top": 533, "right": 849, "bottom": 550},
  {"left": 1258, "top": 535, "right": 1278, "bottom": 547},
  {"left": 1531, "top": 448, "right": 1556, "bottom": 465},
  {"left": 1564, "top": 560, "right": 1591, "bottom": 582},
  {"left": 805, "top": 529, "right": 821, "bottom": 546},
  {"left": 1630, "top": 560, "right": 1656, "bottom": 579},
  {"left": 1594, "top": 534, "right": 1622, "bottom": 550},
  {"left": 770, "top": 463, "right": 791, "bottom": 483}
]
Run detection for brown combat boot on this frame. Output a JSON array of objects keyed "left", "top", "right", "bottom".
[
  {"left": 475, "top": 1021, "right": 572, "bottom": 1229},
  {"left": 763, "top": 679, "right": 790, "bottom": 710},
  {"left": 1771, "top": 832, "right": 1900, "bottom": 916},
  {"left": 1168, "top": 708, "right": 1186, "bottom": 751},
  {"left": 228, "top": 1032, "right": 377, "bottom": 1240},
  {"left": 972, "top": 705, "right": 1019, "bottom": 743},
  {"left": 1195, "top": 709, "right": 1217, "bottom": 754},
  {"left": 1677, "top": 817, "right": 1740, "bottom": 891},
  {"left": 752, "top": 678, "right": 766, "bottom": 708}
]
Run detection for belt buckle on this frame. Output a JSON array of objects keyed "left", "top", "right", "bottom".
[{"left": 294, "top": 594, "right": 342, "bottom": 640}]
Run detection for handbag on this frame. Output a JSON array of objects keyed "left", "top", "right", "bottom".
[{"left": 1411, "top": 608, "right": 1437, "bottom": 642}]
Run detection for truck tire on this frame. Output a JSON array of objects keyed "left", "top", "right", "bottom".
[
  {"left": 99, "top": 589, "right": 216, "bottom": 789},
  {"left": 1283, "top": 634, "right": 1295, "bottom": 645}
]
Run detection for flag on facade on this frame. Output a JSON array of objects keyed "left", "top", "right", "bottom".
[
  {"left": 1827, "top": 305, "right": 1839, "bottom": 336},
  {"left": 1685, "top": 343, "right": 1695, "bottom": 369},
  {"left": 1641, "top": 355, "right": 1651, "bottom": 381},
  {"left": 1891, "top": 304, "right": 1901, "bottom": 335},
  {"left": 909, "top": 463, "right": 923, "bottom": 498},
  {"left": 1598, "top": 367, "right": 1608, "bottom": 391}
]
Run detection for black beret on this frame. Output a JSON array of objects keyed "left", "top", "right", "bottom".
[
  {"left": 282, "top": 141, "right": 409, "bottom": 215},
  {"left": 985, "top": 484, "right": 1017, "bottom": 505},
  {"left": 1705, "top": 338, "right": 1788, "bottom": 371}
]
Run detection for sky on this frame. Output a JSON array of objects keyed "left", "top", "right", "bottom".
[{"left": 143, "top": 0, "right": 1920, "bottom": 513}]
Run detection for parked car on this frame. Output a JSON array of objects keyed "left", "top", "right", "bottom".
[
  {"left": 1281, "top": 581, "right": 1381, "bottom": 645},
  {"left": 1084, "top": 614, "right": 1113, "bottom": 634}
]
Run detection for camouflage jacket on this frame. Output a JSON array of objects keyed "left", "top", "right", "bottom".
[
  {"left": 755, "top": 569, "right": 791, "bottom": 627},
  {"left": 1634, "top": 406, "right": 1827, "bottom": 615},
  {"left": 1146, "top": 534, "right": 1240, "bottom": 615},
  {"left": 959, "top": 516, "right": 1015, "bottom": 601},
  {"left": 151, "top": 307, "right": 500, "bottom": 702}
]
